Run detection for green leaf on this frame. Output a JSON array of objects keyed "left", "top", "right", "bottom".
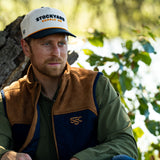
[
  {"left": 112, "top": 53, "right": 121, "bottom": 63},
  {"left": 77, "top": 62, "right": 84, "bottom": 68},
  {"left": 103, "top": 57, "right": 117, "bottom": 62},
  {"left": 119, "top": 71, "right": 133, "bottom": 93},
  {"left": 109, "top": 72, "right": 120, "bottom": 92},
  {"left": 88, "top": 37, "right": 103, "bottom": 47},
  {"left": 142, "top": 24, "right": 150, "bottom": 30},
  {"left": 126, "top": 40, "right": 133, "bottom": 50},
  {"left": 148, "top": 32, "right": 156, "bottom": 41},
  {"left": 155, "top": 92, "right": 160, "bottom": 100},
  {"left": 86, "top": 54, "right": 115, "bottom": 66},
  {"left": 138, "top": 97, "right": 149, "bottom": 118},
  {"left": 141, "top": 40, "right": 155, "bottom": 53},
  {"left": 131, "top": 62, "right": 139, "bottom": 73},
  {"left": 133, "top": 127, "right": 144, "bottom": 141},
  {"left": 151, "top": 143, "right": 160, "bottom": 150},
  {"left": 86, "top": 54, "right": 102, "bottom": 66},
  {"left": 140, "top": 51, "right": 152, "bottom": 65},
  {"left": 133, "top": 51, "right": 151, "bottom": 65},
  {"left": 87, "top": 30, "right": 106, "bottom": 47},
  {"left": 82, "top": 49, "right": 94, "bottom": 56},
  {"left": 94, "top": 67, "right": 99, "bottom": 71},
  {"left": 134, "top": 127, "right": 144, "bottom": 138},
  {"left": 145, "top": 120, "right": 160, "bottom": 136},
  {"left": 102, "top": 69, "right": 109, "bottom": 78},
  {"left": 151, "top": 101, "right": 160, "bottom": 114},
  {"left": 144, "top": 150, "right": 155, "bottom": 160}
]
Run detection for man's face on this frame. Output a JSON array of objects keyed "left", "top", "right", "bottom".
[{"left": 23, "top": 33, "right": 68, "bottom": 78}]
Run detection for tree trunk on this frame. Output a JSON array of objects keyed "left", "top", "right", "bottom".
[{"left": 0, "top": 16, "right": 78, "bottom": 90}]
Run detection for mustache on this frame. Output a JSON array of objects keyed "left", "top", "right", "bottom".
[{"left": 45, "top": 57, "right": 63, "bottom": 63}]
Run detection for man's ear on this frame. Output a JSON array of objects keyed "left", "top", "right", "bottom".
[{"left": 21, "top": 39, "right": 31, "bottom": 57}]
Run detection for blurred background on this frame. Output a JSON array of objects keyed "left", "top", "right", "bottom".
[
  {"left": 0, "top": 0, "right": 160, "bottom": 38},
  {"left": 0, "top": 0, "right": 160, "bottom": 159}
]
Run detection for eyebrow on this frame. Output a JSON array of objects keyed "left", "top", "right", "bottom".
[{"left": 39, "top": 36, "right": 68, "bottom": 42}]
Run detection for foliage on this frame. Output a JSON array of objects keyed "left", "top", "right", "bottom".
[
  {"left": 79, "top": 28, "right": 160, "bottom": 159},
  {"left": 143, "top": 142, "right": 160, "bottom": 160},
  {"left": 1, "top": 0, "right": 160, "bottom": 37}
]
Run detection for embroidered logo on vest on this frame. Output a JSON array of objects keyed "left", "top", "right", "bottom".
[{"left": 70, "top": 116, "right": 82, "bottom": 125}]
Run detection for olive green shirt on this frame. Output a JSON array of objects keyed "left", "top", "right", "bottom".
[{"left": 0, "top": 75, "right": 138, "bottom": 160}]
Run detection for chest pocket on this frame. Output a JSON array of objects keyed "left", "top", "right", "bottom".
[{"left": 54, "top": 109, "right": 98, "bottom": 160}]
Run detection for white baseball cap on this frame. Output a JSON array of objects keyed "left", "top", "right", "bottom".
[{"left": 20, "top": 7, "right": 76, "bottom": 39}]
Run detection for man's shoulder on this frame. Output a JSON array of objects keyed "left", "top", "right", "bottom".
[
  {"left": 70, "top": 66, "right": 99, "bottom": 77},
  {"left": 2, "top": 75, "right": 27, "bottom": 93}
]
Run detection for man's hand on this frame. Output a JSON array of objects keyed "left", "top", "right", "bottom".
[{"left": 1, "top": 151, "right": 32, "bottom": 160}]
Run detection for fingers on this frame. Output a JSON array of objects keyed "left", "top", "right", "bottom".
[
  {"left": 17, "top": 153, "right": 32, "bottom": 160},
  {"left": 1, "top": 151, "right": 32, "bottom": 160},
  {"left": 24, "top": 154, "right": 32, "bottom": 160},
  {"left": 1, "top": 151, "right": 16, "bottom": 160}
]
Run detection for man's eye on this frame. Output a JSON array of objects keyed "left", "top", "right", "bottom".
[
  {"left": 42, "top": 42, "right": 50, "bottom": 46},
  {"left": 58, "top": 42, "right": 66, "bottom": 46}
]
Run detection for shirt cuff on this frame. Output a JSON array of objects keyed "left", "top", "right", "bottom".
[{"left": 0, "top": 146, "right": 10, "bottom": 158}]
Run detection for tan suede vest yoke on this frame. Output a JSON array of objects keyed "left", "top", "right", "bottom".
[
  {"left": 2, "top": 66, "right": 41, "bottom": 153},
  {"left": 52, "top": 65, "right": 99, "bottom": 115}
]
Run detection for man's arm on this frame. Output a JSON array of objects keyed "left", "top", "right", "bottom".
[
  {"left": 0, "top": 94, "right": 32, "bottom": 160},
  {"left": 0, "top": 93, "right": 13, "bottom": 158},
  {"left": 73, "top": 75, "right": 138, "bottom": 160}
]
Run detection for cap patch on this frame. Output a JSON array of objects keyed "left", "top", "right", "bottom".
[{"left": 36, "top": 14, "right": 65, "bottom": 22}]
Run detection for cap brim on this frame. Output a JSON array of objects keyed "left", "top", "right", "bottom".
[{"left": 29, "top": 28, "right": 76, "bottom": 39}]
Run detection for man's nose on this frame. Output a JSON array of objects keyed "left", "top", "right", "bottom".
[{"left": 50, "top": 45, "right": 60, "bottom": 57}]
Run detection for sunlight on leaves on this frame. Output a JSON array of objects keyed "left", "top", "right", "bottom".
[{"left": 133, "top": 127, "right": 144, "bottom": 141}]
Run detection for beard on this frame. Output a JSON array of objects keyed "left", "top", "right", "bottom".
[{"left": 31, "top": 56, "right": 67, "bottom": 78}]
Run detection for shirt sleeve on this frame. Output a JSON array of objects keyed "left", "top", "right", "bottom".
[
  {"left": 0, "top": 93, "right": 13, "bottom": 158},
  {"left": 73, "top": 74, "right": 138, "bottom": 160}
]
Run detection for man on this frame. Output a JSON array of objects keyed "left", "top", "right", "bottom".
[{"left": 0, "top": 7, "right": 138, "bottom": 160}]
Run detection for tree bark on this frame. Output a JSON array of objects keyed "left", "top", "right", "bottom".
[{"left": 0, "top": 16, "right": 78, "bottom": 89}]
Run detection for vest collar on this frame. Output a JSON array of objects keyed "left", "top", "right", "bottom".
[{"left": 26, "top": 62, "right": 71, "bottom": 86}]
